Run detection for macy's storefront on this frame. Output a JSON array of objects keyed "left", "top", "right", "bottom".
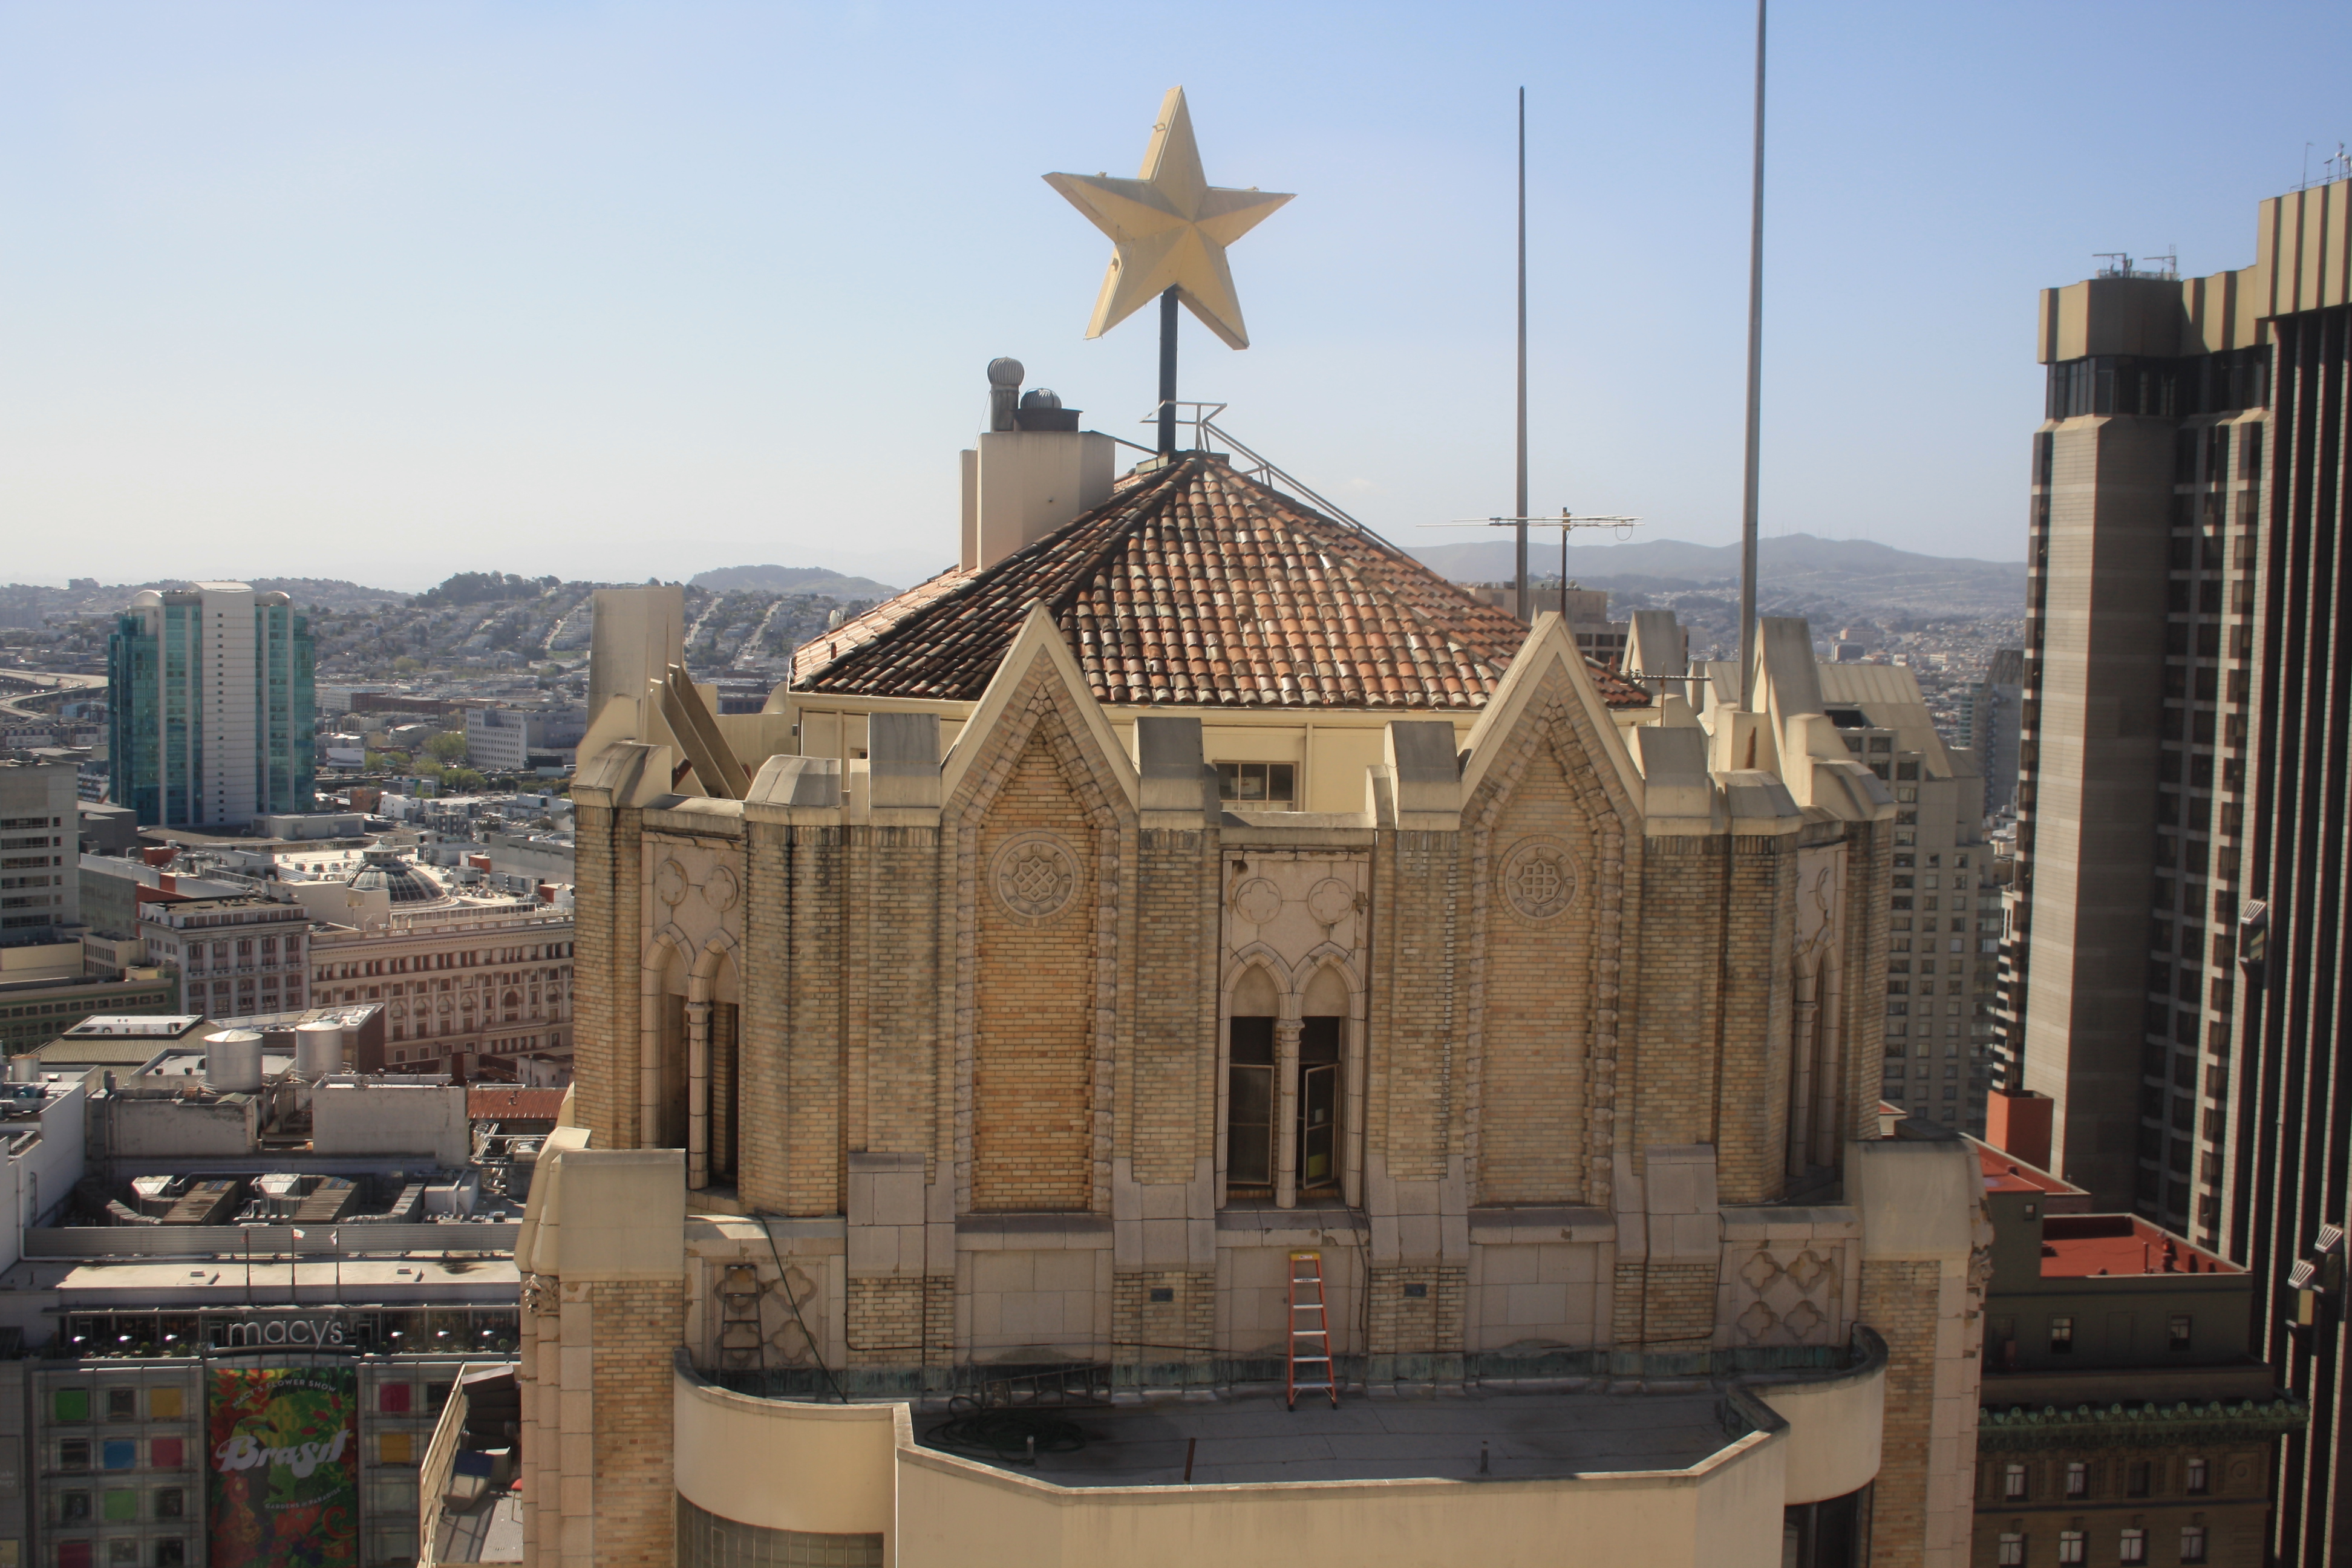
[{"left": 22, "top": 1305, "right": 519, "bottom": 1568}]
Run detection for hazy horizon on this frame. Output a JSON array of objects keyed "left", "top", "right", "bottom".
[
  {"left": 0, "top": 526, "right": 2030, "bottom": 599},
  {"left": 4, "top": 2, "right": 2344, "bottom": 590}
]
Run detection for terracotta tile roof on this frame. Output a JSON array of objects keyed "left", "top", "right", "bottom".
[{"left": 791, "top": 455, "right": 1648, "bottom": 711}]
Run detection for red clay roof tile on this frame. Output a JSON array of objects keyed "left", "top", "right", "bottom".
[{"left": 791, "top": 454, "right": 1649, "bottom": 711}]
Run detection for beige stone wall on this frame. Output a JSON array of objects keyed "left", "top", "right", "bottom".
[
  {"left": 586, "top": 1278, "right": 685, "bottom": 1568},
  {"left": 1843, "top": 819, "right": 1895, "bottom": 1143},
  {"left": 972, "top": 730, "right": 1100, "bottom": 1212},
  {"left": 1363, "top": 829, "right": 1457, "bottom": 1189},
  {"left": 561, "top": 622, "right": 1910, "bottom": 1394},
  {"left": 1126, "top": 825, "right": 1216, "bottom": 1187},
  {"left": 1630, "top": 836, "right": 1728, "bottom": 1158},
  {"left": 1718, "top": 835, "right": 1800, "bottom": 1204},
  {"left": 1477, "top": 736, "right": 1602, "bottom": 1203},
  {"left": 1863, "top": 1256, "right": 1944, "bottom": 1566},
  {"left": 1365, "top": 1263, "right": 1466, "bottom": 1358},
  {"left": 570, "top": 800, "right": 637, "bottom": 1152},
  {"left": 538, "top": 616, "right": 1985, "bottom": 1566},
  {"left": 1622, "top": 830, "right": 1797, "bottom": 1206},
  {"left": 738, "top": 818, "right": 797, "bottom": 1212},
  {"left": 1458, "top": 671, "right": 1641, "bottom": 1212}
]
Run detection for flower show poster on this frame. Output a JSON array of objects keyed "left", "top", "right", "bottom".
[{"left": 208, "top": 1364, "right": 360, "bottom": 1568}]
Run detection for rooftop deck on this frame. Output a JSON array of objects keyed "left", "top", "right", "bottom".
[{"left": 918, "top": 1384, "right": 1736, "bottom": 1488}]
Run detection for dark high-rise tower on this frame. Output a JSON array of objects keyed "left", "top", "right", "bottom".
[{"left": 2005, "top": 175, "right": 2352, "bottom": 1564}]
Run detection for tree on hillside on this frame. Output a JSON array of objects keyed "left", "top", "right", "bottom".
[{"left": 410, "top": 571, "right": 536, "bottom": 608}]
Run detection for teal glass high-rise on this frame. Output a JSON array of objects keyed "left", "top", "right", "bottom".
[{"left": 107, "top": 583, "right": 314, "bottom": 828}]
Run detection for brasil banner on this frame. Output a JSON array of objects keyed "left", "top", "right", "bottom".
[{"left": 208, "top": 1364, "right": 359, "bottom": 1568}]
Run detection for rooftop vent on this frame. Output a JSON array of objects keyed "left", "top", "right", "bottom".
[
  {"left": 1015, "top": 387, "right": 1080, "bottom": 433},
  {"left": 987, "top": 357, "right": 1025, "bottom": 432},
  {"left": 961, "top": 359, "right": 1114, "bottom": 572}
]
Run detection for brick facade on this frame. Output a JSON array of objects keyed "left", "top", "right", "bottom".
[
  {"left": 972, "top": 728, "right": 1100, "bottom": 1212},
  {"left": 1862, "top": 1257, "right": 1942, "bottom": 1568},
  {"left": 540, "top": 612, "right": 1976, "bottom": 1564},
  {"left": 587, "top": 1279, "right": 686, "bottom": 1568}
]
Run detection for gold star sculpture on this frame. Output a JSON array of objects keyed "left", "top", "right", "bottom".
[{"left": 1045, "top": 87, "right": 1292, "bottom": 350}]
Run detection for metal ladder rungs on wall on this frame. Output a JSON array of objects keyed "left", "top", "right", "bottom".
[{"left": 1286, "top": 1250, "right": 1339, "bottom": 1410}]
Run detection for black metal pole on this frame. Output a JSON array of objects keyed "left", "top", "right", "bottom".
[
  {"left": 1737, "top": 0, "right": 1767, "bottom": 708},
  {"left": 1515, "top": 88, "right": 1529, "bottom": 622},
  {"left": 1158, "top": 288, "right": 1179, "bottom": 457}
]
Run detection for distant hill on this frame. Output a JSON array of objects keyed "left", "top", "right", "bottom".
[
  {"left": 1408, "top": 534, "right": 2025, "bottom": 615},
  {"left": 691, "top": 564, "right": 899, "bottom": 599},
  {"left": 0, "top": 576, "right": 408, "bottom": 627}
]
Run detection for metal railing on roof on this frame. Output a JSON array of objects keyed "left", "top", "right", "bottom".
[
  {"left": 1139, "top": 402, "right": 1394, "bottom": 546},
  {"left": 27, "top": 1221, "right": 518, "bottom": 1258}
]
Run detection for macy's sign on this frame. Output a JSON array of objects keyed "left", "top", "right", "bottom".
[{"left": 215, "top": 1317, "right": 348, "bottom": 1348}]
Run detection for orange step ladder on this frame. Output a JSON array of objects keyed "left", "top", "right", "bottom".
[{"left": 1286, "top": 1251, "right": 1339, "bottom": 1410}]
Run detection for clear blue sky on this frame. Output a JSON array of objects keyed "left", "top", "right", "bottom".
[{"left": 2, "top": 2, "right": 2345, "bottom": 593}]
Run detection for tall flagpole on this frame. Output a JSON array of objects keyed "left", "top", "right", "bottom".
[
  {"left": 1736, "top": 1, "right": 1768, "bottom": 707},
  {"left": 1515, "top": 88, "right": 1530, "bottom": 622}
]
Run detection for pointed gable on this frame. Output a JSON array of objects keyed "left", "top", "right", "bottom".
[
  {"left": 1458, "top": 611, "right": 1646, "bottom": 828},
  {"left": 941, "top": 602, "right": 1140, "bottom": 822}
]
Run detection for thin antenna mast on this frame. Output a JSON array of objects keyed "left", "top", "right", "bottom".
[
  {"left": 1515, "top": 87, "right": 1530, "bottom": 622},
  {"left": 1737, "top": 0, "right": 1766, "bottom": 708}
]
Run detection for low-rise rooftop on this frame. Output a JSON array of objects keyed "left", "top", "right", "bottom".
[
  {"left": 2037, "top": 1215, "right": 2238, "bottom": 1279},
  {"left": 1976, "top": 1143, "right": 2082, "bottom": 1198},
  {"left": 60, "top": 1013, "right": 207, "bottom": 1039}
]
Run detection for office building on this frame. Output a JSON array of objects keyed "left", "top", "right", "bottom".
[
  {"left": 106, "top": 583, "right": 315, "bottom": 831},
  {"left": 1806, "top": 663, "right": 1998, "bottom": 1137},
  {"left": 462, "top": 705, "right": 587, "bottom": 773},
  {"left": 19, "top": 1218, "right": 518, "bottom": 1568},
  {"left": 2008, "top": 174, "right": 2352, "bottom": 1563},
  {"left": 1958, "top": 648, "right": 2024, "bottom": 819},
  {"left": 2011, "top": 252, "right": 2267, "bottom": 1221},
  {"left": 0, "top": 760, "right": 80, "bottom": 941},
  {"left": 1, "top": 912, "right": 178, "bottom": 1059},
  {"left": 136, "top": 896, "right": 310, "bottom": 1019},
  {"left": 76, "top": 855, "right": 247, "bottom": 953},
  {"left": 0, "top": 1005, "right": 550, "bottom": 1568},
  {"left": 1458, "top": 581, "right": 1646, "bottom": 666},
  {"left": 0, "top": 972, "right": 179, "bottom": 1060},
  {"left": 1971, "top": 1140, "right": 2299, "bottom": 1567},
  {"left": 298, "top": 850, "right": 575, "bottom": 1076}
]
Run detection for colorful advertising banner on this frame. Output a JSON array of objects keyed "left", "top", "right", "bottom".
[{"left": 207, "top": 1364, "right": 360, "bottom": 1568}]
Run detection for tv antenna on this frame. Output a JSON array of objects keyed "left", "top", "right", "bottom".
[
  {"left": 1424, "top": 510, "right": 1642, "bottom": 624},
  {"left": 2093, "top": 249, "right": 2178, "bottom": 281}
]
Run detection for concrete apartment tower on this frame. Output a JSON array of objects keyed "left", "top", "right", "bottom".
[
  {"left": 2007, "top": 258, "right": 2268, "bottom": 1223},
  {"left": 2003, "top": 175, "right": 2352, "bottom": 1564},
  {"left": 1809, "top": 663, "right": 1995, "bottom": 1138},
  {"left": 105, "top": 582, "right": 315, "bottom": 829},
  {"left": 1959, "top": 648, "right": 2024, "bottom": 819},
  {"left": 0, "top": 758, "right": 79, "bottom": 939}
]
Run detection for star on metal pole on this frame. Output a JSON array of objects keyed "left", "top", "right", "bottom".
[{"left": 1047, "top": 87, "right": 1291, "bottom": 454}]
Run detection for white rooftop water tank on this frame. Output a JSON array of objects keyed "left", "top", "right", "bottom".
[
  {"left": 203, "top": 1030, "right": 266, "bottom": 1094},
  {"left": 294, "top": 1020, "right": 346, "bottom": 1080}
]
